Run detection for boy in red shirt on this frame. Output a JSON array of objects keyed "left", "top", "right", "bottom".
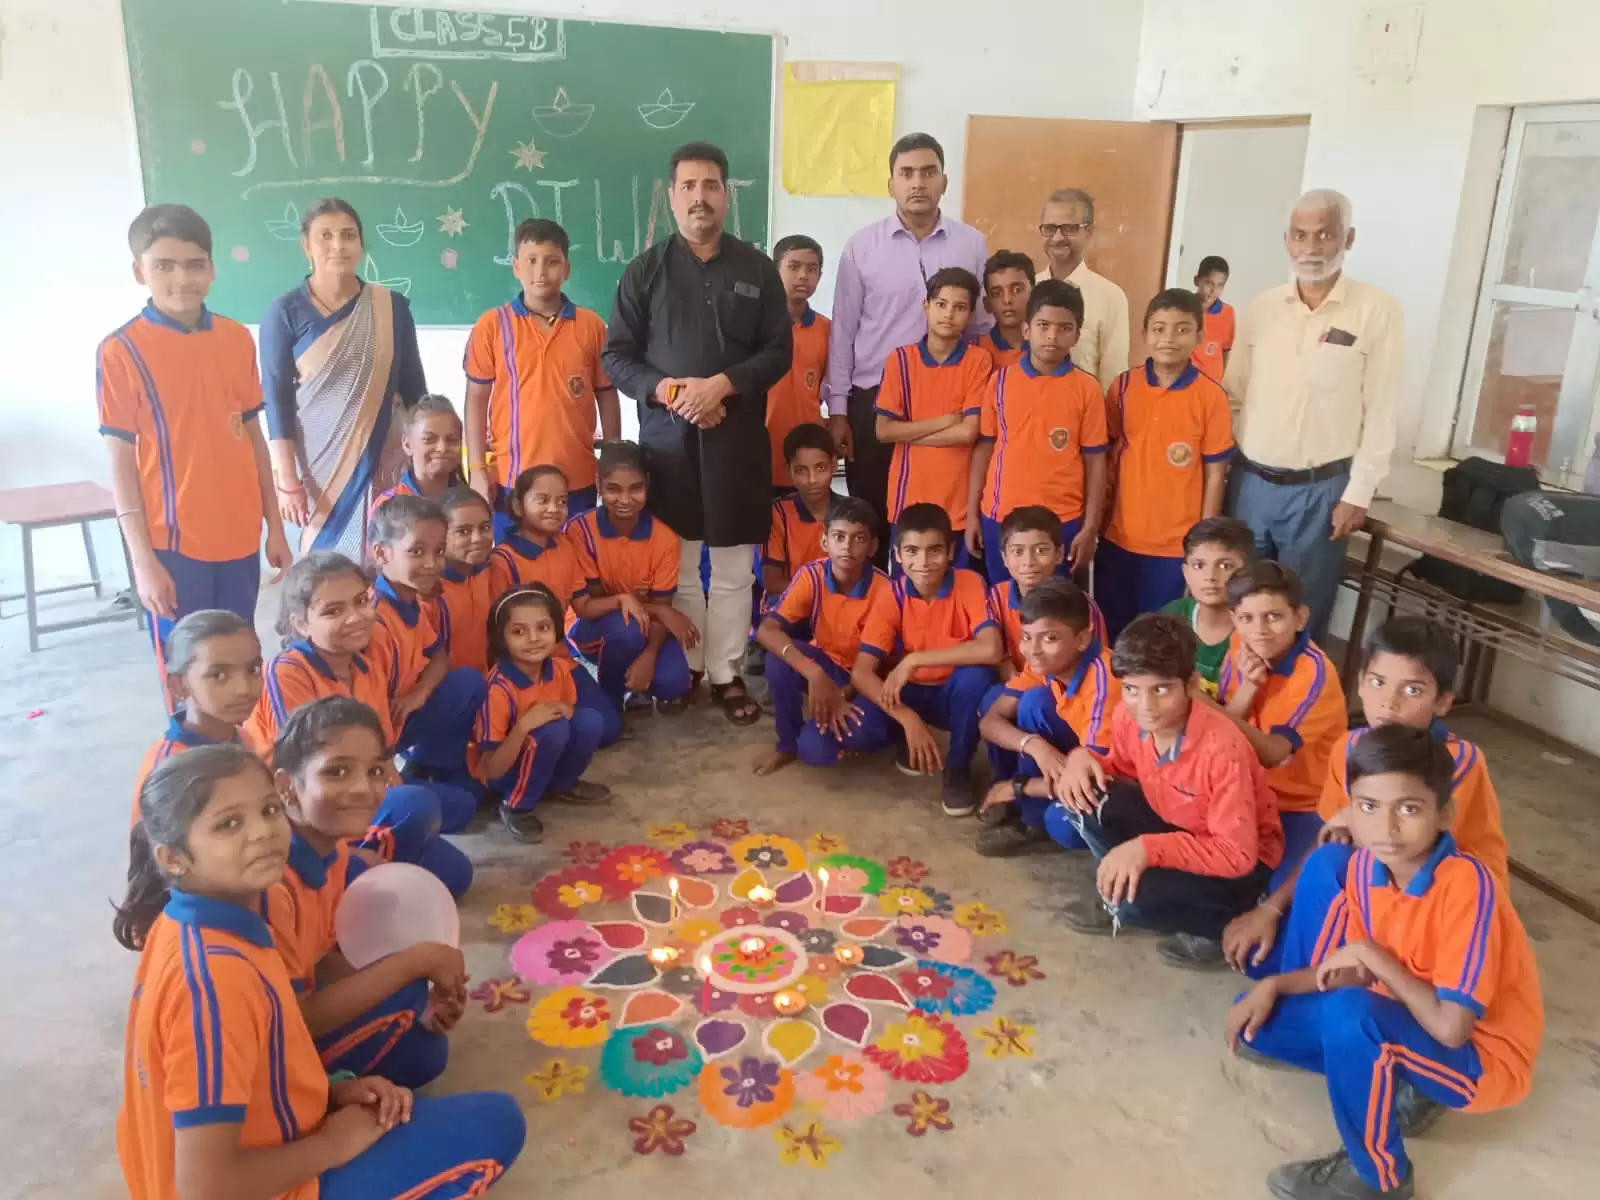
[
  {"left": 1226, "top": 726, "right": 1541, "bottom": 1200},
  {"left": 875, "top": 268, "right": 990, "bottom": 566},
  {"left": 967, "top": 280, "right": 1107, "bottom": 584},
  {"left": 766, "top": 235, "right": 832, "bottom": 491},
  {"left": 1097, "top": 288, "right": 1234, "bottom": 641},
  {"left": 464, "top": 218, "right": 619, "bottom": 537},
  {"left": 852, "top": 503, "right": 1002, "bottom": 816},
  {"left": 980, "top": 250, "right": 1035, "bottom": 368},
  {"left": 1053, "top": 614, "right": 1284, "bottom": 960},
  {"left": 99, "top": 205, "right": 290, "bottom": 694},
  {"left": 1191, "top": 255, "right": 1234, "bottom": 380}
]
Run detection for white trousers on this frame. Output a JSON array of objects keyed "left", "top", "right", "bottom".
[{"left": 674, "top": 540, "right": 755, "bottom": 686}]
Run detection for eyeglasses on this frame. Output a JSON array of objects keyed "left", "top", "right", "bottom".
[{"left": 1039, "top": 222, "right": 1090, "bottom": 238}]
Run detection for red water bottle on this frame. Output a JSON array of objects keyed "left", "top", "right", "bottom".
[{"left": 1505, "top": 405, "right": 1536, "bottom": 467}]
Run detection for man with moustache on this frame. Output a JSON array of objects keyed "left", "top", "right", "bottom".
[
  {"left": 1224, "top": 189, "right": 1403, "bottom": 642},
  {"left": 603, "top": 140, "right": 791, "bottom": 724},
  {"left": 1035, "top": 187, "right": 1131, "bottom": 393},
  {"left": 823, "top": 133, "right": 992, "bottom": 557}
]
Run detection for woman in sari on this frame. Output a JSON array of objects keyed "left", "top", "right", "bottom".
[{"left": 262, "top": 198, "right": 427, "bottom": 558}]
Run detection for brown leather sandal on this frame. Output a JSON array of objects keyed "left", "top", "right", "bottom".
[{"left": 710, "top": 677, "right": 761, "bottom": 726}]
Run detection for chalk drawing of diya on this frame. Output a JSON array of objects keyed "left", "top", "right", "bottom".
[
  {"left": 265, "top": 203, "right": 302, "bottom": 242},
  {"left": 638, "top": 88, "right": 695, "bottom": 130},
  {"left": 375, "top": 208, "right": 426, "bottom": 248},
  {"left": 360, "top": 253, "right": 412, "bottom": 297},
  {"left": 531, "top": 87, "right": 595, "bottom": 138}
]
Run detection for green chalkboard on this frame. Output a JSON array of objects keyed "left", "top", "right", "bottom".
[{"left": 120, "top": 1, "right": 774, "bottom": 324}]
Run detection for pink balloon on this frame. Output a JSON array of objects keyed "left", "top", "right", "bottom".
[{"left": 335, "top": 863, "right": 459, "bottom": 968}]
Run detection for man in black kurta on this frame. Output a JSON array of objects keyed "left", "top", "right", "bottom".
[{"left": 603, "top": 141, "right": 791, "bottom": 722}]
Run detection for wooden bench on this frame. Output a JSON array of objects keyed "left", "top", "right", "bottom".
[
  {"left": 1341, "top": 498, "right": 1600, "bottom": 922},
  {"left": 0, "top": 482, "right": 144, "bottom": 652}
]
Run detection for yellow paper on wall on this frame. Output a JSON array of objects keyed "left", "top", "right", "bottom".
[{"left": 781, "top": 63, "right": 898, "bottom": 197}]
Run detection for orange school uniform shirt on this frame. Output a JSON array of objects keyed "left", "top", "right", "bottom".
[
  {"left": 766, "top": 307, "right": 831, "bottom": 486},
  {"left": 118, "top": 892, "right": 328, "bottom": 1200},
  {"left": 1218, "top": 631, "right": 1348, "bottom": 813},
  {"left": 773, "top": 561, "right": 892, "bottom": 669},
  {"left": 1100, "top": 701, "right": 1285, "bottom": 877},
  {"left": 476, "top": 655, "right": 581, "bottom": 751},
  {"left": 859, "top": 567, "right": 994, "bottom": 684},
  {"left": 987, "top": 580, "right": 1108, "bottom": 671},
  {"left": 999, "top": 637, "right": 1119, "bottom": 755},
  {"left": 97, "top": 305, "right": 265, "bottom": 562},
  {"left": 490, "top": 530, "right": 587, "bottom": 607},
  {"left": 439, "top": 560, "right": 496, "bottom": 672},
  {"left": 1314, "top": 836, "right": 1542, "bottom": 1112},
  {"left": 567, "top": 508, "right": 679, "bottom": 600},
  {"left": 464, "top": 294, "right": 611, "bottom": 490},
  {"left": 372, "top": 576, "right": 444, "bottom": 696},
  {"left": 1192, "top": 299, "right": 1235, "bottom": 381},
  {"left": 247, "top": 640, "right": 399, "bottom": 754},
  {"left": 130, "top": 716, "right": 243, "bottom": 827},
  {"left": 983, "top": 327, "right": 1026, "bottom": 369},
  {"left": 262, "top": 833, "right": 358, "bottom": 994},
  {"left": 877, "top": 339, "right": 992, "bottom": 527},
  {"left": 1104, "top": 362, "right": 1234, "bottom": 558},
  {"left": 764, "top": 494, "right": 827, "bottom": 579},
  {"left": 1319, "top": 726, "right": 1509, "bottom": 884},
  {"left": 978, "top": 357, "right": 1108, "bottom": 524}
]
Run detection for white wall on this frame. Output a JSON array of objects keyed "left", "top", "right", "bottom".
[
  {"left": 0, "top": 0, "right": 1145, "bottom": 589},
  {"left": 1167, "top": 122, "right": 1310, "bottom": 310}
]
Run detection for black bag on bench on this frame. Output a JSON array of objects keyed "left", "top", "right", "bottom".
[
  {"left": 1500, "top": 490, "right": 1600, "bottom": 645},
  {"left": 1404, "top": 457, "right": 1540, "bottom": 605}
]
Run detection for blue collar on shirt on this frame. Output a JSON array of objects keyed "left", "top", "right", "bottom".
[
  {"left": 165, "top": 711, "right": 230, "bottom": 748},
  {"left": 1006, "top": 581, "right": 1024, "bottom": 611},
  {"left": 796, "top": 305, "right": 817, "bottom": 328},
  {"left": 374, "top": 575, "right": 422, "bottom": 627},
  {"left": 141, "top": 301, "right": 213, "bottom": 333},
  {"left": 501, "top": 530, "right": 555, "bottom": 561},
  {"left": 1270, "top": 630, "right": 1314, "bottom": 677},
  {"left": 1019, "top": 354, "right": 1074, "bottom": 378},
  {"left": 902, "top": 568, "right": 956, "bottom": 601},
  {"left": 165, "top": 889, "right": 275, "bottom": 948},
  {"left": 1143, "top": 359, "right": 1200, "bottom": 391},
  {"left": 286, "top": 831, "right": 340, "bottom": 891},
  {"left": 1059, "top": 636, "right": 1104, "bottom": 698},
  {"left": 1367, "top": 832, "right": 1458, "bottom": 896},
  {"left": 510, "top": 292, "right": 577, "bottom": 321},
  {"left": 286, "top": 639, "right": 370, "bottom": 680},
  {"left": 916, "top": 337, "right": 969, "bottom": 368},
  {"left": 497, "top": 656, "right": 555, "bottom": 688},
  {"left": 596, "top": 508, "right": 653, "bottom": 541},
  {"left": 788, "top": 495, "right": 819, "bottom": 524},
  {"left": 1207, "top": 298, "right": 1224, "bottom": 315},
  {"left": 442, "top": 559, "right": 491, "bottom": 583},
  {"left": 396, "top": 465, "right": 422, "bottom": 495},
  {"left": 988, "top": 328, "right": 1016, "bottom": 351},
  {"left": 823, "top": 560, "right": 874, "bottom": 599}
]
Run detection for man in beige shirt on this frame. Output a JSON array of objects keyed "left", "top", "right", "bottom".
[
  {"left": 1036, "top": 188, "right": 1131, "bottom": 393},
  {"left": 1223, "top": 188, "right": 1403, "bottom": 641}
]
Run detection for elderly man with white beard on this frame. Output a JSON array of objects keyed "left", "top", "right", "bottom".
[{"left": 1223, "top": 189, "right": 1403, "bottom": 642}]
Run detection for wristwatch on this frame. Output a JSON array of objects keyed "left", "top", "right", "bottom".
[{"left": 1011, "top": 776, "right": 1028, "bottom": 801}]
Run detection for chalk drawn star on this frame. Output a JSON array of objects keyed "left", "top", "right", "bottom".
[
  {"left": 437, "top": 207, "right": 469, "bottom": 237},
  {"left": 510, "top": 139, "right": 546, "bottom": 171}
]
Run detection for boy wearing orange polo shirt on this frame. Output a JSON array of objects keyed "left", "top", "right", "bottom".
[
  {"left": 967, "top": 279, "right": 1107, "bottom": 585},
  {"left": 1053, "top": 613, "right": 1283, "bottom": 958},
  {"left": 981, "top": 250, "right": 1035, "bottom": 368},
  {"left": 766, "top": 235, "right": 832, "bottom": 491},
  {"left": 851, "top": 503, "right": 1002, "bottom": 817},
  {"left": 985, "top": 506, "right": 1109, "bottom": 677},
  {"left": 762, "top": 423, "right": 836, "bottom": 602},
  {"left": 875, "top": 269, "right": 990, "bottom": 567},
  {"left": 1098, "top": 288, "right": 1234, "bottom": 641},
  {"left": 1192, "top": 255, "right": 1234, "bottom": 380},
  {"left": 464, "top": 218, "right": 620, "bottom": 538},
  {"left": 754, "top": 497, "right": 890, "bottom": 775},
  {"left": 100, "top": 204, "right": 290, "bottom": 692},
  {"left": 1227, "top": 726, "right": 1541, "bottom": 1200},
  {"left": 976, "top": 579, "right": 1115, "bottom": 856}
]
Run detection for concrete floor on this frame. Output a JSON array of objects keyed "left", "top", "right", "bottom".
[{"left": 4, "top": 591, "right": 1600, "bottom": 1199}]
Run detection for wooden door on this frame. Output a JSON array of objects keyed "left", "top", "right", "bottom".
[{"left": 962, "top": 116, "right": 1180, "bottom": 371}]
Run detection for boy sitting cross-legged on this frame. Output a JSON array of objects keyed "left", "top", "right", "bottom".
[
  {"left": 753, "top": 496, "right": 890, "bottom": 776},
  {"left": 1053, "top": 614, "right": 1284, "bottom": 960},
  {"left": 1225, "top": 725, "right": 1541, "bottom": 1200},
  {"left": 851, "top": 502, "right": 1002, "bottom": 817},
  {"left": 975, "top": 578, "right": 1116, "bottom": 857}
]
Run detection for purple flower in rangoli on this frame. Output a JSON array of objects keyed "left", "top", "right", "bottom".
[
  {"left": 768, "top": 910, "right": 811, "bottom": 936},
  {"left": 633, "top": 1029, "right": 689, "bottom": 1068},
  {"left": 742, "top": 844, "right": 789, "bottom": 869},
  {"left": 546, "top": 937, "right": 602, "bottom": 973},
  {"left": 670, "top": 840, "right": 735, "bottom": 876},
  {"left": 895, "top": 923, "right": 942, "bottom": 955},
  {"left": 721, "top": 1055, "right": 782, "bottom": 1108}
]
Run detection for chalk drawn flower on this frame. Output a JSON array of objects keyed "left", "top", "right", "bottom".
[
  {"left": 698, "top": 1056, "right": 795, "bottom": 1128},
  {"left": 670, "top": 840, "right": 736, "bottom": 875},
  {"left": 953, "top": 901, "right": 1009, "bottom": 935},
  {"left": 646, "top": 821, "right": 695, "bottom": 848},
  {"left": 600, "top": 1024, "right": 703, "bottom": 1097},
  {"left": 672, "top": 917, "right": 721, "bottom": 946},
  {"left": 895, "top": 922, "right": 942, "bottom": 955},
  {"left": 563, "top": 839, "right": 609, "bottom": 866},
  {"left": 793, "top": 1052, "right": 887, "bottom": 1122},
  {"left": 805, "top": 832, "right": 848, "bottom": 856},
  {"left": 596, "top": 845, "right": 672, "bottom": 892},
  {"left": 975, "top": 1015, "right": 1035, "bottom": 1059},
  {"left": 720, "top": 905, "right": 762, "bottom": 929},
  {"left": 767, "top": 910, "right": 810, "bottom": 936},
  {"left": 729, "top": 833, "right": 807, "bottom": 871},
  {"left": 559, "top": 881, "right": 604, "bottom": 908},
  {"left": 531, "top": 866, "right": 617, "bottom": 917},
  {"left": 723, "top": 1055, "right": 782, "bottom": 1108},
  {"left": 892, "top": 1089, "right": 953, "bottom": 1136},
  {"left": 709, "top": 818, "right": 749, "bottom": 839},
  {"left": 487, "top": 903, "right": 537, "bottom": 933},
  {"left": 633, "top": 1027, "right": 691, "bottom": 1068},
  {"left": 524, "top": 1058, "right": 588, "bottom": 1101},
  {"left": 896, "top": 915, "right": 971, "bottom": 964},
  {"left": 525, "top": 987, "right": 611, "bottom": 1048},
  {"left": 469, "top": 977, "right": 530, "bottom": 1013},
  {"left": 805, "top": 954, "right": 841, "bottom": 981},
  {"left": 799, "top": 928, "right": 837, "bottom": 955},
  {"left": 774, "top": 1120, "right": 842, "bottom": 1168},
  {"left": 878, "top": 886, "right": 936, "bottom": 917},
  {"left": 984, "top": 950, "right": 1045, "bottom": 987},
  {"left": 886, "top": 856, "right": 929, "bottom": 883},
  {"left": 862, "top": 1013, "right": 969, "bottom": 1083},
  {"left": 900, "top": 961, "right": 996, "bottom": 1017},
  {"left": 898, "top": 967, "right": 953, "bottom": 1002},
  {"left": 793, "top": 973, "right": 829, "bottom": 1007},
  {"left": 628, "top": 1104, "right": 697, "bottom": 1156},
  {"left": 920, "top": 886, "right": 955, "bottom": 916}
]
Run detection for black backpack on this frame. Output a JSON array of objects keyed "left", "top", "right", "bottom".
[
  {"left": 1500, "top": 491, "right": 1600, "bottom": 645},
  {"left": 1404, "top": 457, "right": 1540, "bottom": 605}
]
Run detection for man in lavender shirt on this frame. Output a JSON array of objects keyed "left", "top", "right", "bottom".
[{"left": 823, "top": 132, "right": 992, "bottom": 554}]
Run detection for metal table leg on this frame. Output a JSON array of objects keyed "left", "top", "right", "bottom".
[
  {"left": 21, "top": 524, "right": 38, "bottom": 653},
  {"left": 81, "top": 519, "right": 103, "bottom": 599},
  {"left": 1342, "top": 528, "right": 1384, "bottom": 690}
]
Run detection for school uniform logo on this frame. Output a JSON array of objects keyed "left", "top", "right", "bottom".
[
  {"left": 1203, "top": 340, "right": 1220, "bottom": 357},
  {"left": 227, "top": 412, "right": 245, "bottom": 438},
  {"left": 1166, "top": 441, "right": 1194, "bottom": 467},
  {"left": 566, "top": 374, "right": 585, "bottom": 398},
  {"left": 1049, "top": 427, "right": 1071, "bottom": 451},
  {"left": 804, "top": 369, "right": 819, "bottom": 392}
]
